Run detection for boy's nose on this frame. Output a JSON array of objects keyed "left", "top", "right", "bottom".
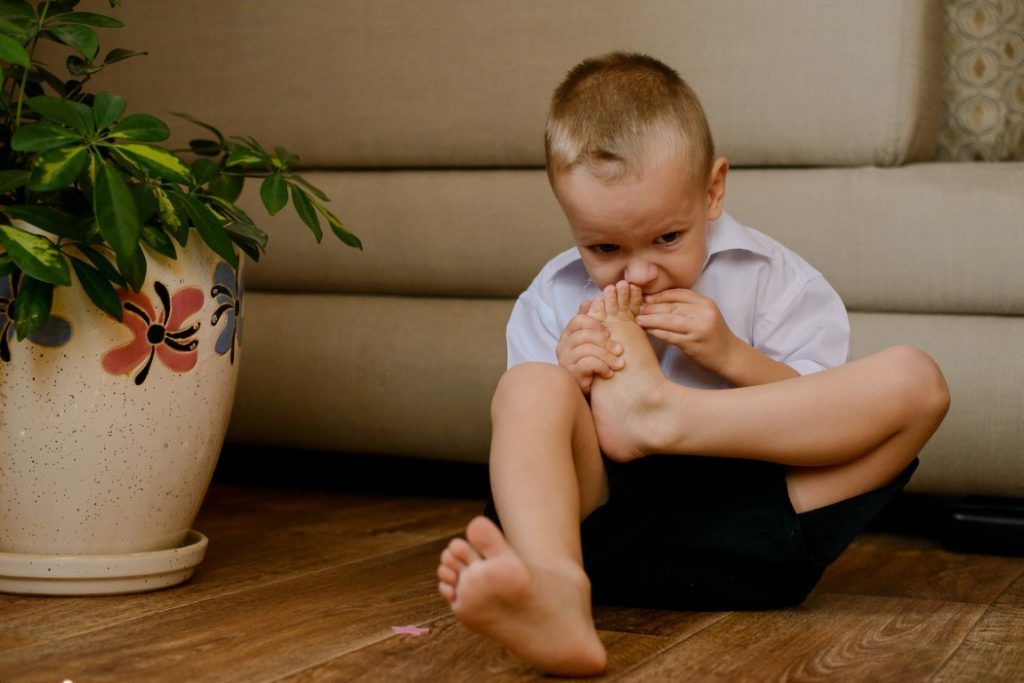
[{"left": 624, "top": 259, "right": 657, "bottom": 287}]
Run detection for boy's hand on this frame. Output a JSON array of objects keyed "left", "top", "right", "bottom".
[
  {"left": 635, "top": 288, "right": 739, "bottom": 375},
  {"left": 556, "top": 300, "right": 625, "bottom": 394}
]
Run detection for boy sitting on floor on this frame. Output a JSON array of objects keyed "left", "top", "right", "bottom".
[{"left": 435, "top": 51, "right": 950, "bottom": 677}]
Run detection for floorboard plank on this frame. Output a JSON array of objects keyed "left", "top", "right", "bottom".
[
  {"left": 0, "top": 540, "right": 457, "bottom": 683},
  {"left": 280, "top": 615, "right": 670, "bottom": 682},
  {"left": 0, "top": 492, "right": 480, "bottom": 646},
  {"left": 612, "top": 593, "right": 984, "bottom": 681},
  {"left": 814, "top": 533, "right": 1023, "bottom": 604},
  {"left": 932, "top": 571, "right": 1024, "bottom": 681}
]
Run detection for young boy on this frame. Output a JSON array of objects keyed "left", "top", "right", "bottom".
[{"left": 435, "top": 52, "right": 950, "bottom": 676}]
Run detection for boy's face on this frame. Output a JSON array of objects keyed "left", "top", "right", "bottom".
[{"left": 552, "top": 152, "right": 728, "bottom": 295}]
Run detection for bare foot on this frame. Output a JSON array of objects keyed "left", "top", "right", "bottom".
[
  {"left": 586, "top": 280, "right": 676, "bottom": 461},
  {"left": 436, "top": 516, "right": 607, "bottom": 677}
]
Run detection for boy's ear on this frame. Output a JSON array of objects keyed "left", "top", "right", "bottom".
[{"left": 706, "top": 156, "right": 729, "bottom": 220}]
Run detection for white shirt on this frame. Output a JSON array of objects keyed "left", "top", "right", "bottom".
[{"left": 506, "top": 211, "right": 851, "bottom": 389}]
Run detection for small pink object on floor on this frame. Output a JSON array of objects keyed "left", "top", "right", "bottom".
[{"left": 391, "top": 625, "right": 430, "bottom": 636}]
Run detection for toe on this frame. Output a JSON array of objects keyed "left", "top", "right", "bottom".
[
  {"left": 438, "top": 564, "right": 458, "bottom": 585},
  {"left": 628, "top": 283, "right": 642, "bottom": 316},
  {"left": 441, "top": 548, "right": 465, "bottom": 572},
  {"left": 587, "top": 296, "right": 606, "bottom": 321},
  {"left": 616, "top": 280, "right": 630, "bottom": 314},
  {"left": 466, "top": 515, "right": 511, "bottom": 559},
  {"left": 603, "top": 284, "right": 619, "bottom": 315},
  {"left": 438, "top": 580, "right": 455, "bottom": 602},
  {"left": 448, "top": 537, "right": 480, "bottom": 565}
]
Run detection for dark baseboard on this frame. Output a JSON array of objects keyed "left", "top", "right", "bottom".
[{"left": 213, "top": 445, "right": 1023, "bottom": 557}]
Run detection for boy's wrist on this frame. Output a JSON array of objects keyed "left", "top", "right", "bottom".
[{"left": 717, "top": 336, "right": 799, "bottom": 387}]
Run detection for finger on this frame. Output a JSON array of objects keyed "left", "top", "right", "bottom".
[
  {"left": 578, "top": 356, "right": 620, "bottom": 380},
  {"left": 568, "top": 327, "right": 611, "bottom": 349},
  {"left": 638, "top": 302, "right": 701, "bottom": 317},
  {"left": 573, "top": 343, "right": 626, "bottom": 371},
  {"left": 606, "top": 338, "right": 624, "bottom": 355},
  {"left": 645, "top": 327, "right": 687, "bottom": 348},
  {"left": 643, "top": 288, "right": 703, "bottom": 305},
  {"left": 634, "top": 312, "right": 692, "bottom": 334}
]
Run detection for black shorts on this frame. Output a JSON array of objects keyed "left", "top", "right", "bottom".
[{"left": 483, "top": 455, "right": 918, "bottom": 611}]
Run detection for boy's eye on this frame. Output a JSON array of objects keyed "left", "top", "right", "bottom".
[
  {"left": 655, "top": 231, "right": 680, "bottom": 245},
  {"left": 593, "top": 244, "right": 619, "bottom": 254}
]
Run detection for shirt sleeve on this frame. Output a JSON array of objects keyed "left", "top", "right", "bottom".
[
  {"left": 754, "top": 275, "right": 851, "bottom": 375},
  {"left": 506, "top": 289, "right": 561, "bottom": 369}
]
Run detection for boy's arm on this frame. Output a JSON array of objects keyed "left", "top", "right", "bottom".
[{"left": 719, "top": 337, "right": 800, "bottom": 387}]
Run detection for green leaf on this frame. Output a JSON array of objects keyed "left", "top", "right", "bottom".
[
  {"left": 130, "top": 183, "right": 156, "bottom": 222},
  {"left": 115, "top": 242, "right": 146, "bottom": 292},
  {"left": 75, "top": 242, "right": 125, "bottom": 287},
  {"left": 44, "top": 23, "right": 98, "bottom": 60},
  {"left": 290, "top": 184, "right": 321, "bottom": 243},
  {"left": 155, "top": 188, "right": 188, "bottom": 245},
  {"left": 0, "top": 17, "right": 30, "bottom": 41},
  {"left": 225, "top": 148, "right": 265, "bottom": 168},
  {"left": 0, "top": 169, "right": 30, "bottom": 193},
  {"left": 207, "top": 172, "right": 243, "bottom": 202},
  {"left": 274, "top": 146, "right": 299, "bottom": 169},
  {"left": 108, "top": 113, "right": 169, "bottom": 141},
  {"left": 0, "top": 1, "right": 35, "bottom": 22},
  {"left": 313, "top": 200, "right": 362, "bottom": 250},
  {"left": 28, "top": 145, "right": 88, "bottom": 191},
  {"left": 70, "top": 256, "right": 121, "bottom": 320},
  {"left": 11, "top": 275, "right": 53, "bottom": 340},
  {"left": 289, "top": 173, "right": 329, "bottom": 201},
  {"left": 11, "top": 120, "right": 84, "bottom": 152},
  {"left": 182, "top": 194, "right": 237, "bottom": 269},
  {"left": 190, "top": 157, "right": 219, "bottom": 185},
  {"left": 0, "top": 32, "right": 28, "bottom": 66},
  {"left": 26, "top": 95, "right": 93, "bottom": 133},
  {"left": 53, "top": 11, "right": 122, "bottom": 27},
  {"left": 260, "top": 173, "right": 286, "bottom": 215},
  {"left": 4, "top": 204, "right": 86, "bottom": 239},
  {"left": 66, "top": 53, "right": 98, "bottom": 76},
  {"left": 141, "top": 223, "right": 175, "bottom": 259},
  {"left": 189, "top": 138, "right": 221, "bottom": 156},
  {"left": 170, "top": 111, "right": 223, "bottom": 143},
  {"left": 232, "top": 234, "right": 261, "bottom": 263},
  {"left": 222, "top": 218, "right": 268, "bottom": 251},
  {"left": 93, "top": 158, "right": 140, "bottom": 264},
  {"left": 0, "top": 223, "right": 71, "bottom": 285},
  {"left": 103, "top": 47, "right": 144, "bottom": 65},
  {"left": 112, "top": 143, "right": 191, "bottom": 184},
  {"left": 92, "top": 91, "right": 125, "bottom": 130}
]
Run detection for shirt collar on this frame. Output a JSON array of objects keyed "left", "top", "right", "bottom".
[{"left": 702, "top": 211, "right": 773, "bottom": 269}]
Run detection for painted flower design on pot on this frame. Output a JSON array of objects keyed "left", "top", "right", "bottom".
[
  {"left": 0, "top": 271, "right": 72, "bottom": 363},
  {"left": 210, "top": 262, "right": 243, "bottom": 364},
  {"left": 102, "top": 281, "right": 204, "bottom": 385}
]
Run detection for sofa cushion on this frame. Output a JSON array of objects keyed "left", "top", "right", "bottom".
[
  {"left": 227, "top": 293, "right": 1024, "bottom": 497},
  {"left": 81, "top": 0, "right": 943, "bottom": 168},
  {"left": 240, "top": 163, "right": 1024, "bottom": 316}
]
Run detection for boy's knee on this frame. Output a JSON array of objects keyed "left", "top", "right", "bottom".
[
  {"left": 886, "top": 345, "right": 951, "bottom": 422},
  {"left": 491, "top": 362, "right": 579, "bottom": 417}
]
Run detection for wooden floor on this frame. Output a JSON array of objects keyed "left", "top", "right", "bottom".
[{"left": 1, "top": 454, "right": 1022, "bottom": 682}]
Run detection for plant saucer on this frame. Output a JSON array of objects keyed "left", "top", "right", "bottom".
[{"left": 0, "top": 530, "right": 208, "bottom": 596}]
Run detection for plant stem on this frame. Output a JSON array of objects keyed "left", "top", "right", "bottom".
[{"left": 14, "top": 0, "right": 52, "bottom": 128}]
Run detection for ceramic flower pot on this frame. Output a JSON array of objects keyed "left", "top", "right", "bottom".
[{"left": 0, "top": 223, "right": 244, "bottom": 595}]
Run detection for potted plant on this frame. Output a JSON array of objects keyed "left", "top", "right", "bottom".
[{"left": 0, "top": 0, "right": 360, "bottom": 595}]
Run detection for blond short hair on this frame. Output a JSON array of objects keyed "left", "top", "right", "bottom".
[{"left": 545, "top": 51, "right": 714, "bottom": 184}]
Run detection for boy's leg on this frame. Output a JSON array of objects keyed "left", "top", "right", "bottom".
[
  {"left": 436, "top": 362, "right": 608, "bottom": 676},
  {"left": 589, "top": 282, "right": 950, "bottom": 514}
]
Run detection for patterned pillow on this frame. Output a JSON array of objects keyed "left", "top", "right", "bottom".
[{"left": 936, "top": 0, "right": 1024, "bottom": 161}]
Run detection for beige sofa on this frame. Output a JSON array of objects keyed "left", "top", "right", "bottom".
[{"left": 95, "top": 1, "right": 1022, "bottom": 497}]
